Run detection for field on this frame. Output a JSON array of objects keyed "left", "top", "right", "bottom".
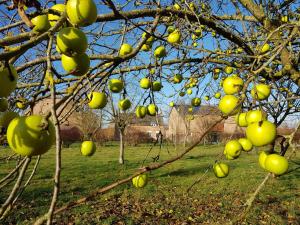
[{"left": 0, "top": 143, "right": 299, "bottom": 225}]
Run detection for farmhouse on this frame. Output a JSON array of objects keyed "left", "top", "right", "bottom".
[{"left": 167, "top": 105, "right": 244, "bottom": 144}]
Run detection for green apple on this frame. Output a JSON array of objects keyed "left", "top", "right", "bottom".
[
  {"left": 154, "top": 46, "right": 167, "bottom": 58},
  {"left": 251, "top": 84, "right": 271, "bottom": 100},
  {"left": 173, "top": 74, "right": 183, "bottom": 84},
  {"left": 260, "top": 43, "right": 270, "bottom": 54},
  {"left": 142, "top": 32, "right": 155, "bottom": 45},
  {"left": 132, "top": 174, "right": 148, "bottom": 188},
  {"left": 31, "top": 15, "right": 50, "bottom": 33},
  {"left": 56, "top": 27, "right": 88, "bottom": 56},
  {"left": 204, "top": 95, "right": 210, "bottom": 101},
  {"left": 119, "top": 43, "right": 133, "bottom": 56},
  {"left": 246, "top": 110, "right": 266, "bottom": 124},
  {"left": 213, "top": 162, "right": 229, "bottom": 178},
  {"left": 0, "top": 64, "right": 18, "bottom": 97},
  {"left": 151, "top": 81, "right": 162, "bottom": 91},
  {"left": 141, "top": 44, "right": 151, "bottom": 51},
  {"left": 218, "top": 95, "right": 240, "bottom": 116},
  {"left": 238, "top": 138, "right": 253, "bottom": 152},
  {"left": 169, "top": 101, "right": 175, "bottom": 107},
  {"left": 66, "top": 0, "right": 97, "bottom": 27},
  {"left": 61, "top": 53, "right": 90, "bottom": 76},
  {"left": 214, "top": 92, "right": 221, "bottom": 99},
  {"left": 7, "top": 115, "right": 55, "bottom": 156},
  {"left": 264, "top": 154, "right": 288, "bottom": 175},
  {"left": 135, "top": 106, "right": 147, "bottom": 118},
  {"left": 222, "top": 75, "right": 244, "bottom": 95},
  {"left": 167, "top": 26, "right": 175, "bottom": 34},
  {"left": 0, "top": 98, "right": 8, "bottom": 112},
  {"left": 81, "top": 140, "right": 96, "bottom": 156},
  {"left": 16, "top": 100, "right": 27, "bottom": 110},
  {"left": 235, "top": 112, "right": 248, "bottom": 127},
  {"left": 258, "top": 151, "right": 269, "bottom": 169},
  {"left": 167, "top": 30, "right": 181, "bottom": 44},
  {"left": 109, "top": 79, "right": 124, "bottom": 93},
  {"left": 224, "top": 66, "right": 233, "bottom": 74},
  {"left": 118, "top": 99, "right": 131, "bottom": 111},
  {"left": 191, "top": 97, "right": 201, "bottom": 107},
  {"left": 48, "top": 4, "right": 66, "bottom": 27},
  {"left": 224, "top": 140, "right": 242, "bottom": 159},
  {"left": 173, "top": 3, "right": 181, "bottom": 10},
  {"left": 140, "top": 78, "right": 151, "bottom": 89},
  {"left": 88, "top": 92, "right": 107, "bottom": 109},
  {"left": 194, "top": 29, "right": 202, "bottom": 37},
  {"left": 246, "top": 120, "right": 276, "bottom": 147},
  {"left": 0, "top": 111, "right": 19, "bottom": 129},
  {"left": 147, "top": 104, "right": 158, "bottom": 116}
]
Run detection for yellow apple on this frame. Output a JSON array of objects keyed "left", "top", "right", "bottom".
[
  {"left": 132, "top": 174, "right": 148, "bottom": 188},
  {"left": 147, "top": 104, "right": 158, "bottom": 116},
  {"left": 109, "top": 79, "right": 124, "bottom": 93},
  {"left": 61, "top": 53, "right": 90, "bottom": 76},
  {"left": 56, "top": 27, "right": 88, "bottom": 56},
  {"left": 213, "top": 162, "right": 229, "bottom": 178},
  {"left": 7, "top": 115, "right": 55, "bottom": 156},
  {"left": 81, "top": 140, "right": 96, "bottom": 156},
  {"left": 246, "top": 120, "right": 276, "bottom": 147},
  {"left": 235, "top": 112, "right": 248, "bottom": 127},
  {"left": 118, "top": 99, "right": 131, "bottom": 111},
  {"left": 140, "top": 78, "right": 151, "bottom": 89},
  {"left": 214, "top": 92, "right": 221, "bottom": 99},
  {"left": 88, "top": 92, "right": 107, "bottom": 109},
  {"left": 260, "top": 43, "right": 270, "bottom": 54},
  {"left": 222, "top": 75, "right": 244, "bottom": 95},
  {"left": 151, "top": 81, "right": 162, "bottom": 91},
  {"left": 48, "top": 4, "right": 66, "bottom": 27},
  {"left": 258, "top": 151, "right": 269, "bottom": 169},
  {"left": 224, "top": 140, "right": 242, "bottom": 159},
  {"left": 224, "top": 66, "right": 233, "bottom": 75},
  {"left": 66, "top": 0, "right": 97, "bottom": 27},
  {"left": 31, "top": 15, "right": 50, "bottom": 33},
  {"left": 264, "top": 154, "right": 288, "bottom": 175},
  {"left": 119, "top": 43, "right": 133, "bottom": 56},
  {"left": 154, "top": 46, "right": 167, "bottom": 58},
  {"left": 136, "top": 106, "right": 147, "bottom": 118},
  {"left": 246, "top": 110, "right": 266, "bottom": 124},
  {"left": 218, "top": 95, "right": 240, "bottom": 116},
  {"left": 238, "top": 138, "right": 253, "bottom": 152},
  {"left": 0, "top": 64, "right": 18, "bottom": 97},
  {"left": 251, "top": 84, "right": 271, "bottom": 100},
  {"left": 191, "top": 97, "right": 201, "bottom": 107},
  {"left": 167, "top": 30, "right": 181, "bottom": 44},
  {"left": 187, "top": 89, "right": 192, "bottom": 95},
  {"left": 173, "top": 74, "right": 183, "bottom": 84}
]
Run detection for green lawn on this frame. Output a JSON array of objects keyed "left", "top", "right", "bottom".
[{"left": 0, "top": 143, "right": 299, "bottom": 224}]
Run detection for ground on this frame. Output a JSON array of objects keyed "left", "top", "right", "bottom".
[{"left": 0, "top": 143, "right": 299, "bottom": 225}]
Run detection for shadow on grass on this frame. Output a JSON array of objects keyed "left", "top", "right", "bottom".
[{"left": 158, "top": 165, "right": 210, "bottom": 177}]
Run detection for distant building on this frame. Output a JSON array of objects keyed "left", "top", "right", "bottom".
[{"left": 167, "top": 105, "right": 244, "bottom": 144}]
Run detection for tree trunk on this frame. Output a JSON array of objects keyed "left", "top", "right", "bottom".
[{"left": 119, "top": 129, "right": 125, "bottom": 164}]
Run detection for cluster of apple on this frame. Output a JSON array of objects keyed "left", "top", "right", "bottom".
[
  {"left": 0, "top": 64, "right": 20, "bottom": 132},
  {"left": 0, "top": 0, "right": 100, "bottom": 158},
  {"left": 212, "top": 67, "right": 289, "bottom": 178},
  {"left": 0, "top": 66, "right": 56, "bottom": 157}
]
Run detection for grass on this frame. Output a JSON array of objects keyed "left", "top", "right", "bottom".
[{"left": 0, "top": 142, "right": 299, "bottom": 224}]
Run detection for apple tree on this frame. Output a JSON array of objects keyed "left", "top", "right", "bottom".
[{"left": 0, "top": 0, "right": 299, "bottom": 223}]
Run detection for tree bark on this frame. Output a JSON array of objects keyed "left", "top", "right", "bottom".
[{"left": 119, "top": 129, "right": 125, "bottom": 164}]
